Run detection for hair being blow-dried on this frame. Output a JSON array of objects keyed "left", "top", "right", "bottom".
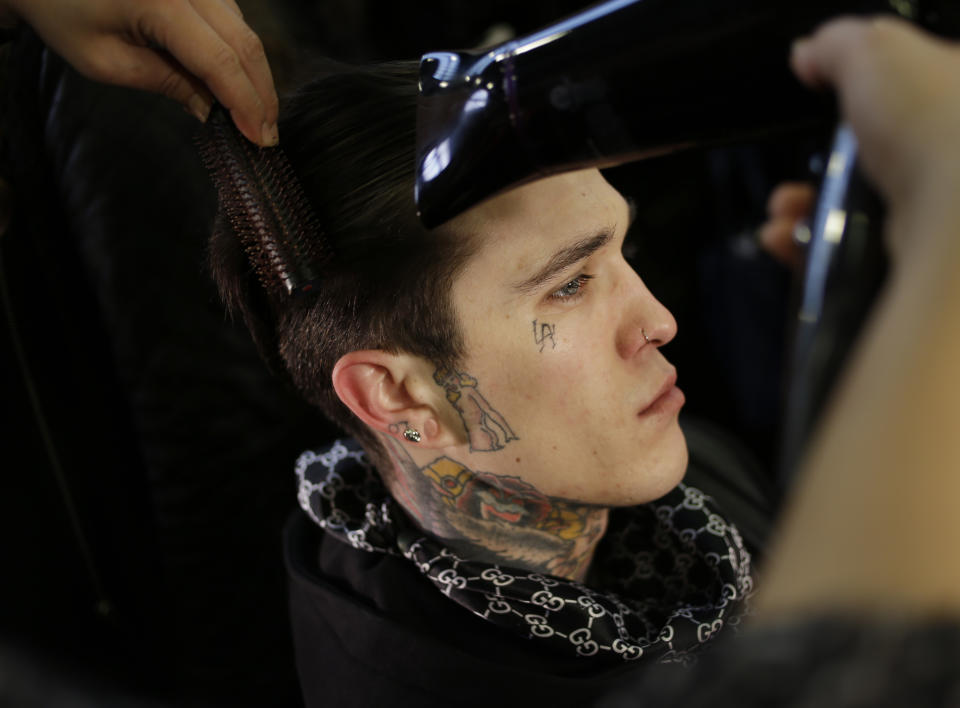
[{"left": 209, "top": 61, "right": 475, "bottom": 465}]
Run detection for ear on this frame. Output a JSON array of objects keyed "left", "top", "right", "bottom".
[{"left": 331, "top": 350, "right": 461, "bottom": 448}]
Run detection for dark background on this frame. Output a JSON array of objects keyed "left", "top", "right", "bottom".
[{"left": 0, "top": 1, "right": 823, "bottom": 705}]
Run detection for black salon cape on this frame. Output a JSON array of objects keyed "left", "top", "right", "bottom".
[
  {"left": 284, "top": 420, "right": 774, "bottom": 708},
  {"left": 286, "top": 511, "right": 654, "bottom": 707}
]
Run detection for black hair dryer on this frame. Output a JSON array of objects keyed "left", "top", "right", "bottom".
[{"left": 414, "top": 0, "right": 956, "bottom": 483}]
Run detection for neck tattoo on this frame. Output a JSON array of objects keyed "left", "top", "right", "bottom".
[{"left": 380, "top": 367, "right": 608, "bottom": 582}]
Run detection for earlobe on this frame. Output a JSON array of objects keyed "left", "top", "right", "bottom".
[{"left": 331, "top": 351, "right": 460, "bottom": 448}]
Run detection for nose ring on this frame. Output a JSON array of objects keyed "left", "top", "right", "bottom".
[{"left": 642, "top": 328, "right": 650, "bottom": 344}]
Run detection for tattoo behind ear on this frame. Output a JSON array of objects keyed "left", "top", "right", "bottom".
[{"left": 433, "top": 366, "right": 518, "bottom": 452}]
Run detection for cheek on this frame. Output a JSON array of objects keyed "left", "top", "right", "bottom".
[
  {"left": 464, "top": 312, "right": 613, "bottom": 419},
  {"left": 514, "top": 339, "right": 613, "bottom": 429}
]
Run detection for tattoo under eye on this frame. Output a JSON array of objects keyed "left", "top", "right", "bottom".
[
  {"left": 548, "top": 274, "right": 594, "bottom": 302},
  {"left": 532, "top": 320, "right": 557, "bottom": 352}
]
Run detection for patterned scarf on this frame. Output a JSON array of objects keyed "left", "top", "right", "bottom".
[{"left": 297, "top": 439, "right": 754, "bottom": 665}]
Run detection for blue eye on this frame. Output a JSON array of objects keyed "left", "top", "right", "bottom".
[{"left": 549, "top": 274, "right": 594, "bottom": 302}]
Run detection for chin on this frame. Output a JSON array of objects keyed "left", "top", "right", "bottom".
[
  {"left": 651, "top": 436, "right": 690, "bottom": 501},
  {"left": 615, "top": 423, "right": 689, "bottom": 506}
]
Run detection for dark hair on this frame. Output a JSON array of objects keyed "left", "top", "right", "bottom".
[{"left": 209, "top": 62, "right": 476, "bottom": 465}]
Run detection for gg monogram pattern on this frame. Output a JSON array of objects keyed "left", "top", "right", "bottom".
[{"left": 297, "top": 439, "right": 754, "bottom": 664}]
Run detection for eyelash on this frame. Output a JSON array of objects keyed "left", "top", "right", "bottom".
[{"left": 548, "top": 274, "right": 594, "bottom": 303}]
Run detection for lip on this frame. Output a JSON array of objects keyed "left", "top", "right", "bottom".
[{"left": 638, "top": 370, "right": 683, "bottom": 417}]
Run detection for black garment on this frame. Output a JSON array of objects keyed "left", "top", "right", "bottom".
[
  {"left": 286, "top": 429, "right": 773, "bottom": 707},
  {"left": 288, "top": 512, "right": 651, "bottom": 707}
]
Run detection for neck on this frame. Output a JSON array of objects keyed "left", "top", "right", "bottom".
[{"left": 379, "top": 434, "right": 608, "bottom": 582}]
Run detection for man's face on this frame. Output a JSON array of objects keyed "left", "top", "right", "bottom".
[{"left": 446, "top": 168, "right": 687, "bottom": 506}]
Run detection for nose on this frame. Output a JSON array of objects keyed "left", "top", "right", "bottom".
[{"left": 615, "top": 261, "right": 677, "bottom": 359}]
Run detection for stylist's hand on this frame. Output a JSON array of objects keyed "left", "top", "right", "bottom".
[
  {"left": 792, "top": 17, "right": 960, "bottom": 261},
  {"left": 757, "top": 16, "right": 960, "bottom": 619},
  {"left": 1, "top": 0, "right": 278, "bottom": 146}
]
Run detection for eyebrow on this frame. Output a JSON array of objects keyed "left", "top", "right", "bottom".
[{"left": 512, "top": 231, "right": 613, "bottom": 295}]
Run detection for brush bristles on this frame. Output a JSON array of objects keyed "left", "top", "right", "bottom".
[{"left": 197, "top": 105, "right": 330, "bottom": 297}]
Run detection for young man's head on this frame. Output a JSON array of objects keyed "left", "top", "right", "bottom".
[
  {"left": 210, "top": 62, "right": 475, "bottom": 466},
  {"left": 210, "top": 62, "right": 687, "bottom": 517}
]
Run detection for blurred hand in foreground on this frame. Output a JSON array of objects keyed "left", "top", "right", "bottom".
[{"left": 758, "top": 16, "right": 960, "bottom": 617}]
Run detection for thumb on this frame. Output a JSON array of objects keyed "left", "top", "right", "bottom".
[{"left": 790, "top": 16, "right": 870, "bottom": 91}]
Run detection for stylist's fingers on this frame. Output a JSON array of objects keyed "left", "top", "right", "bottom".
[
  {"left": 188, "top": 0, "right": 278, "bottom": 130},
  {"left": 768, "top": 182, "right": 816, "bottom": 220},
  {"left": 221, "top": 0, "right": 243, "bottom": 18},
  {"left": 759, "top": 182, "right": 815, "bottom": 270},
  {"left": 136, "top": 0, "right": 276, "bottom": 145},
  {"left": 789, "top": 16, "right": 867, "bottom": 90},
  {"left": 759, "top": 217, "right": 804, "bottom": 270},
  {"left": 103, "top": 39, "right": 215, "bottom": 122}
]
